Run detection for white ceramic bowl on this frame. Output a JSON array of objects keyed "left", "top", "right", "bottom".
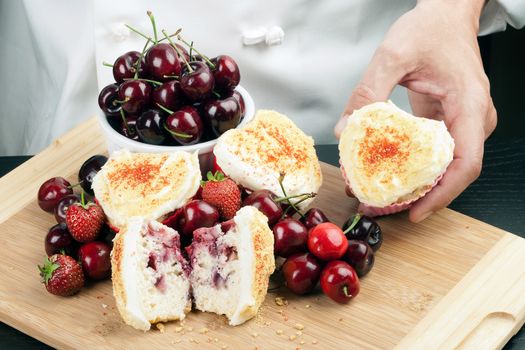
[{"left": 97, "top": 85, "right": 255, "bottom": 172}]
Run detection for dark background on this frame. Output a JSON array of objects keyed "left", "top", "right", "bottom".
[{"left": 479, "top": 27, "right": 525, "bottom": 137}]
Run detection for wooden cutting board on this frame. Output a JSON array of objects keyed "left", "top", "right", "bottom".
[{"left": 1, "top": 117, "right": 525, "bottom": 350}]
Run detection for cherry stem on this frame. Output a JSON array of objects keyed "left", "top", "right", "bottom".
[
  {"left": 102, "top": 61, "right": 114, "bottom": 68},
  {"left": 146, "top": 11, "right": 158, "bottom": 44},
  {"left": 212, "top": 91, "right": 221, "bottom": 98},
  {"left": 282, "top": 194, "right": 313, "bottom": 217},
  {"left": 274, "top": 192, "right": 316, "bottom": 203},
  {"left": 120, "top": 109, "right": 131, "bottom": 134},
  {"left": 189, "top": 41, "right": 194, "bottom": 61},
  {"left": 134, "top": 38, "right": 151, "bottom": 79},
  {"left": 342, "top": 213, "right": 362, "bottom": 235},
  {"left": 124, "top": 78, "right": 162, "bottom": 86},
  {"left": 277, "top": 172, "right": 301, "bottom": 217},
  {"left": 125, "top": 24, "right": 154, "bottom": 42},
  {"left": 163, "top": 124, "right": 193, "bottom": 138},
  {"left": 177, "top": 35, "right": 216, "bottom": 69},
  {"left": 343, "top": 285, "right": 352, "bottom": 298},
  {"left": 163, "top": 75, "right": 179, "bottom": 79},
  {"left": 156, "top": 103, "right": 174, "bottom": 114},
  {"left": 162, "top": 29, "right": 192, "bottom": 72}
]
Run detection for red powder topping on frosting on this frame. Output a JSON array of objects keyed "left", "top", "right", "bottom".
[
  {"left": 106, "top": 155, "right": 174, "bottom": 197},
  {"left": 359, "top": 127, "right": 409, "bottom": 178}
]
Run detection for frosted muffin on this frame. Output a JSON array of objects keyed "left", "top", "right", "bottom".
[{"left": 338, "top": 101, "right": 454, "bottom": 216}]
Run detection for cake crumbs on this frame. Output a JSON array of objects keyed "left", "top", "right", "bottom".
[
  {"left": 101, "top": 303, "right": 108, "bottom": 309},
  {"left": 264, "top": 321, "right": 272, "bottom": 326},
  {"left": 300, "top": 340, "right": 305, "bottom": 345},
  {"left": 214, "top": 338, "right": 219, "bottom": 342},
  {"left": 207, "top": 337, "right": 213, "bottom": 343},
  {"left": 289, "top": 335, "right": 297, "bottom": 341},
  {"left": 171, "top": 339, "right": 182, "bottom": 344},
  {"left": 275, "top": 296, "right": 288, "bottom": 306},
  {"left": 296, "top": 331, "right": 303, "bottom": 336},
  {"left": 305, "top": 304, "right": 311, "bottom": 309},
  {"left": 175, "top": 326, "right": 183, "bottom": 333},
  {"left": 221, "top": 345, "right": 228, "bottom": 349},
  {"left": 294, "top": 323, "right": 304, "bottom": 330},
  {"left": 189, "top": 338, "right": 199, "bottom": 344},
  {"left": 155, "top": 323, "right": 165, "bottom": 333},
  {"left": 251, "top": 332, "right": 259, "bottom": 338},
  {"left": 187, "top": 326, "right": 194, "bottom": 332},
  {"left": 199, "top": 327, "right": 209, "bottom": 334},
  {"left": 276, "top": 329, "right": 284, "bottom": 335},
  {"left": 312, "top": 340, "right": 318, "bottom": 345}
]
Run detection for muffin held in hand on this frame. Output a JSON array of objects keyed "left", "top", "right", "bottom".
[{"left": 338, "top": 101, "right": 454, "bottom": 217}]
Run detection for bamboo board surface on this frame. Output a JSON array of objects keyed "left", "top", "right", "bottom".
[{"left": 1, "top": 117, "right": 525, "bottom": 350}]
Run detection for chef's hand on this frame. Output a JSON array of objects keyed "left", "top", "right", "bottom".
[{"left": 334, "top": 0, "right": 497, "bottom": 223}]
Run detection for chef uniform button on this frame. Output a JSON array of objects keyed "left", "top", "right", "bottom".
[
  {"left": 265, "top": 25, "right": 284, "bottom": 46},
  {"left": 242, "top": 26, "right": 285, "bottom": 46},
  {"left": 110, "top": 22, "right": 130, "bottom": 42}
]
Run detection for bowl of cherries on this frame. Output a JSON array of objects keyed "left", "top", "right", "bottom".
[{"left": 97, "top": 12, "right": 254, "bottom": 171}]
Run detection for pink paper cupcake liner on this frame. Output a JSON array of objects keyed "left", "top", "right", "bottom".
[{"left": 339, "top": 161, "right": 444, "bottom": 217}]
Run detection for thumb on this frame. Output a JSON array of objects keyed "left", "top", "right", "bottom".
[{"left": 335, "top": 48, "right": 408, "bottom": 138}]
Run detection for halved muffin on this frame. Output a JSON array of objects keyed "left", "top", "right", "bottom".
[
  {"left": 92, "top": 150, "right": 201, "bottom": 229},
  {"left": 213, "top": 110, "right": 322, "bottom": 208},
  {"left": 186, "top": 206, "right": 275, "bottom": 325},
  {"left": 339, "top": 101, "right": 454, "bottom": 216},
  {"left": 111, "top": 217, "right": 191, "bottom": 331}
]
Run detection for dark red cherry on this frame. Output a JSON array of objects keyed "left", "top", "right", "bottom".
[
  {"left": 153, "top": 80, "right": 183, "bottom": 112},
  {"left": 113, "top": 51, "right": 144, "bottom": 83},
  {"left": 136, "top": 109, "right": 167, "bottom": 145},
  {"left": 320, "top": 261, "right": 360, "bottom": 304},
  {"left": 45, "top": 223, "right": 78, "bottom": 257},
  {"left": 165, "top": 106, "right": 203, "bottom": 145},
  {"left": 118, "top": 80, "right": 152, "bottom": 114},
  {"left": 301, "top": 208, "right": 330, "bottom": 229},
  {"left": 54, "top": 194, "right": 80, "bottom": 224},
  {"left": 211, "top": 55, "right": 240, "bottom": 92},
  {"left": 180, "top": 61, "right": 214, "bottom": 101},
  {"left": 98, "top": 84, "right": 121, "bottom": 117},
  {"left": 342, "top": 240, "right": 375, "bottom": 277},
  {"left": 175, "top": 43, "right": 190, "bottom": 62},
  {"left": 242, "top": 189, "right": 283, "bottom": 226},
  {"left": 78, "top": 241, "right": 112, "bottom": 280},
  {"left": 181, "top": 200, "right": 219, "bottom": 237},
  {"left": 231, "top": 90, "right": 245, "bottom": 116},
  {"left": 273, "top": 218, "right": 308, "bottom": 257},
  {"left": 145, "top": 43, "right": 181, "bottom": 81},
  {"left": 99, "top": 224, "right": 117, "bottom": 248},
  {"left": 282, "top": 252, "right": 322, "bottom": 295},
  {"left": 343, "top": 214, "right": 383, "bottom": 252},
  {"left": 203, "top": 97, "right": 241, "bottom": 137},
  {"left": 211, "top": 55, "right": 241, "bottom": 91},
  {"left": 38, "top": 177, "right": 73, "bottom": 212},
  {"left": 78, "top": 155, "right": 108, "bottom": 196}
]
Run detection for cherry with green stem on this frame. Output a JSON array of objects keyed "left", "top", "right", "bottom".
[
  {"left": 161, "top": 29, "right": 191, "bottom": 72},
  {"left": 157, "top": 103, "right": 204, "bottom": 145}
]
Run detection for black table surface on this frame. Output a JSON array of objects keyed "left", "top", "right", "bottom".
[{"left": 1, "top": 138, "right": 524, "bottom": 349}]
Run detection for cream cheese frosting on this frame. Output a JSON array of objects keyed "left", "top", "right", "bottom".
[
  {"left": 214, "top": 110, "right": 322, "bottom": 208},
  {"left": 339, "top": 101, "right": 454, "bottom": 207},
  {"left": 92, "top": 149, "right": 201, "bottom": 228}
]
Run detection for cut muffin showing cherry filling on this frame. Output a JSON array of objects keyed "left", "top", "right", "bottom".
[
  {"left": 187, "top": 206, "right": 275, "bottom": 326},
  {"left": 112, "top": 217, "right": 191, "bottom": 331}
]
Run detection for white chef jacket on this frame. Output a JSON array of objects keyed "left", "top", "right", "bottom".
[{"left": 0, "top": 0, "right": 523, "bottom": 155}]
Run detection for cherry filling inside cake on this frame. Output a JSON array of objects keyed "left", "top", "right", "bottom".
[
  {"left": 127, "top": 218, "right": 190, "bottom": 324},
  {"left": 186, "top": 220, "right": 243, "bottom": 317}
]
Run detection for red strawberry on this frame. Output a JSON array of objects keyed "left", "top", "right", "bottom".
[
  {"left": 65, "top": 192, "right": 105, "bottom": 243},
  {"left": 201, "top": 171, "right": 241, "bottom": 220},
  {"left": 38, "top": 254, "right": 84, "bottom": 296}
]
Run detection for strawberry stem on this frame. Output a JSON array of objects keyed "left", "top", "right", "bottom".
[
  {"left": 342, "top": 214, "right": 362, "bottom": 235},
  {"left": 38, "top": 257, "right": 60, "bottom": 284},
  {"left": 80, "top": 191, "right": 86, "bottom": 207}
]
